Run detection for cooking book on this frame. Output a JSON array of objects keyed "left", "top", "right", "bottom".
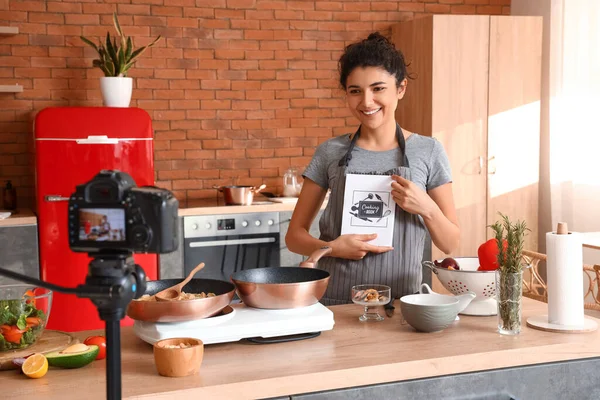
[{"left": 340, "top": 173, "right": 395, "bottom": 247}]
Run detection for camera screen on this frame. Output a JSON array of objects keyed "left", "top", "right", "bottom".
[{"left": 78, "top": 208, "right": 126, "bottom": 242}]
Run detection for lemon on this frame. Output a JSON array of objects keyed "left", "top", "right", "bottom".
[{"left": 22, "top": 353, "right": 48, "bottom": 379}]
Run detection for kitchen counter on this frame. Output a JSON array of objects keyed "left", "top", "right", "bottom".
[
  {"left": 179, "top": 196, "right": 327, "bottom": 216},
  {"left": 3, "top": 297, "right": 600, "bottom": 399},
  {"left": 0, "top": 209, "right": 36, "bottom": 227}
]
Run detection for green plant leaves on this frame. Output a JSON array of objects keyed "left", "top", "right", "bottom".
[{"left": 79, "top": 13, "right": 162, "bottom": 77}]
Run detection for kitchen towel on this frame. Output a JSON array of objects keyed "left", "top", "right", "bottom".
[{"left": 546, "top": 227, "right": 584, "bottom": 326}]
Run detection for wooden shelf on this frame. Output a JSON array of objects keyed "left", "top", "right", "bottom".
[
  {"left": 0, "top": 84, "right": 24, "bottom": 93},
  {"left": 0, "top": 26, "right": 19, "bottom": 35}
]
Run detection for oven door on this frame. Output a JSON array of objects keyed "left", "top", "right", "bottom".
[{"left": 184, "top": 233, "right": 281, "bottom": 281}]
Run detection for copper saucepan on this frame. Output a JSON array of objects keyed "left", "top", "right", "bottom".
[
  {"left": 230, "top": 246, "right": 332, "bottom": 309},
  {"left": 126, "top": 279, "right": 235, "bottom": 322},
  {"left": 213, "top": 184, "right": 266, "bottom": 205}
]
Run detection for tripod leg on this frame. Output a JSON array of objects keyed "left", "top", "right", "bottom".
[{"left": 105, "top": 320, "right": 121, "bottom": 400}]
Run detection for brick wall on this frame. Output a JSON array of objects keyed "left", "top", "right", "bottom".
[{"left": 0, "top": 0, "right": 509, "bottom": 208}]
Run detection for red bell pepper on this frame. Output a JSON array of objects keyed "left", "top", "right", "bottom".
[{"left": 478, "top": 238, "right": 508, "bottom": 271}]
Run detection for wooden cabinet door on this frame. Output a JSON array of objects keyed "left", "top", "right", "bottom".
[
  {"left": 430, "top": 15, "right": 490, "bottom": 260},
  {"left": 487, "top": 16, "right": 542, "bottom": 252}
]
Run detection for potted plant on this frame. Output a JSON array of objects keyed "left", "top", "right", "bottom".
[
  {"left": 490, "top": 213, "right": 529, "bottom": 335},
  {"left": 80, "top": 12, "right": 161, "bottom": 107}
]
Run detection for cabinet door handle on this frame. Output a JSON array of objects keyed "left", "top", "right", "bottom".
[
  {"left": 478, "top": 156, "right": 484, "bottom": 175},
  {"left": 488, "top": 156, "right": 496, "bottom": 175},
  {"left": 44, "top": 195, "right": 70, "bottom": 202}
]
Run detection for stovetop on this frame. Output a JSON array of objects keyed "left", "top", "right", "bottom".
[{"left": 133, "top": 303, "right": 335, "bottom": 345}]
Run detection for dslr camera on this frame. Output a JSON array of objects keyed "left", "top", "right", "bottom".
[{"left": 68, "top": 170, "right": 179, "bottom": 254}]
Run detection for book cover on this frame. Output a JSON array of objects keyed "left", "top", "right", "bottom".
[{"left": 340, "top": 173, "right": 395, "bottom": 247}]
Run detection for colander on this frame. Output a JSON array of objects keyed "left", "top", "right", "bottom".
[{"left": 423, "top": 257, "right": 497, "bottom": 316}]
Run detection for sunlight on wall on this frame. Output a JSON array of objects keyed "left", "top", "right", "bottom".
[{"left": 487, "top": 101, "right": 541, "bottom": 199}]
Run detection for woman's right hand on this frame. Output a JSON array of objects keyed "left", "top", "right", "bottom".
[{"left": 328, "top": 234, "right": 393, "bottom": 260}]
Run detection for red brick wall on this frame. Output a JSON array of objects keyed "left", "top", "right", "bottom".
[{"left": 0, "top": 0, "right": 509, "bottom": 208}]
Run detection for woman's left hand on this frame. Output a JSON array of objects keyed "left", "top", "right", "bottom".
[{"left": 391, "top": 175, "right": 435, "bottom": 217}]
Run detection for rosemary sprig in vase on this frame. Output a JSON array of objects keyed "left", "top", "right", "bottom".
[{"left": 490, "top": 213, "right": 529, "bottom": 335}]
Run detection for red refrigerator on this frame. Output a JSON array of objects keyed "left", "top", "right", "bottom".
[{"left": 35, "top": 107, "right": 158, "bottom": 332}]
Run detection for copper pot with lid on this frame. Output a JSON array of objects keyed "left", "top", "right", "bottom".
[{"left": 213, "top": 184, "right": 266, "bottom": 205}]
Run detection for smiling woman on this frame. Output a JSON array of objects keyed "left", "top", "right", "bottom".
[{"left": 285, "top": 33, "right": 461, "bottom": 306}]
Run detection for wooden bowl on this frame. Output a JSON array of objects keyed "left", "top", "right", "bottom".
[{"left": 153, "top": 338, "right": 204, "bottom": 377}]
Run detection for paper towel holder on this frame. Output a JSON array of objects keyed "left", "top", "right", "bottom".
[
  {"left": 556, "top": 222, "right": 568, "bottom": 235},
  {"left": 527, "top": 222, "right": 598, "bottom": 333}
]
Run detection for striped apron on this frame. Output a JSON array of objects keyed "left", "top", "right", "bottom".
[{"left": 318, "top": 124, "right": 427, "bottom": 305}]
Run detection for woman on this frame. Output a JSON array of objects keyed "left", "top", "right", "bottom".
[{"left": 285, "top": 33, "right": 460, "bottom": 305}]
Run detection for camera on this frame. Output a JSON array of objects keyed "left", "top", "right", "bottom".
[{"left": 68, "top": 170, "right": 179, "bottom": 254}]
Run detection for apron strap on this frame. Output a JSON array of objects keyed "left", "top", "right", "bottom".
[{"left": 338, "top": 124, "right": 410, "bottom": 168}]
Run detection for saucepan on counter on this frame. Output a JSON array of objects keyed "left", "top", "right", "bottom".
[
  {"left": 231, "top": 246, "right": 332, "bottom": 309},
  {"left": 213, "top": 184, "right": 266, "bottom": 206},
  {"left": 126, "top": 279, "right": 235, "bottom": 323}
]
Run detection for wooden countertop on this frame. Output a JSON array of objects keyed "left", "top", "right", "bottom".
[
  {"left": 3, "top": 297, "right": 600, "bottom": 400},
  {"left": 179, "top": 197, "right": 299, "bottom": 216},
  {"left": 0, "top": 209, "right": 36, "bottom": 227},
  {"left": 179, "top": 196, "right": 328, "bottom": 216}
]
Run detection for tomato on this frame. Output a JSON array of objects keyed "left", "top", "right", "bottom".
[
  {"left": 478, "top": 238, "right": 508, "bottom": 271},
  {"left": 1, "top": 325, "right": 27, "bottom": 344},
  {"left": 23, "top": 289, "right": 36, "bottom": 307},
  {"left": 84, "top": 336, "right": 106, "bottom": 360}
]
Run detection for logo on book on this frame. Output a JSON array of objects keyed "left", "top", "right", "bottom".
[{"left": 349, "top": 192, "right": 392, "bottom": 226}]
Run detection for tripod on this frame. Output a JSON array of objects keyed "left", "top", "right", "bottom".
[{"left": 0, "top": 252, "right": 146, "bottom": 400}]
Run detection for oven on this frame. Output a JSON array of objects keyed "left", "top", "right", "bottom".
[{"left": 183, "top": 212, "right": 280, "bottom": 281}]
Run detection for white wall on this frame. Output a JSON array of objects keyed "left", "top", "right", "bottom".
[{"left": 511, "top": 0, "right": 600, "bottom": 267}]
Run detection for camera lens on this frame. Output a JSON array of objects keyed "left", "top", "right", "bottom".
[{"left": 130, "top": 225, "right": 151, "bottom": 246}]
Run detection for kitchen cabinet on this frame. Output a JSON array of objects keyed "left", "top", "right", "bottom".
[
  {"left": 0, "top": 224, "right": 39, "bottom": 285},
  {"left": 392, "top": 15, "right": 542, "bottom": 262},
  {"left": 158, "top": 216, "right": 184, "bottom": 279},
  {"left": 290, "top": 357, "right": 600, "bottom": 400}
]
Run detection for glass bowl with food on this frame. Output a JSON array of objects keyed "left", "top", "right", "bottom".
[
  {"left": 0, "top": 285, "right": 52, "bottom": 352},
  {"left": 351, "top": 284, "right": 391, "bottom": 322}
]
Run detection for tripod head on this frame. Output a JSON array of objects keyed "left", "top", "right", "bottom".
[{"left": 82, "top": 252, "right": 147, "bottom": 321}]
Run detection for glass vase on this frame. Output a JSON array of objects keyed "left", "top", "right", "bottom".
[{"left": 495, "top": 269, "right": 523, "bottom": 335}]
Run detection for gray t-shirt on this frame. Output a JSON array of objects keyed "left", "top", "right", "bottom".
[{"left": 303, "top": 133, "right": 452, "bottom": 192}]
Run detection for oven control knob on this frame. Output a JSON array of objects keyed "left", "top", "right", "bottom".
[
  {"left": 255, "top": 220, "right": 261, "bottom": 226},
  {"left": 267, "top": 219, "right": 274, "bottom": 226},
  {"left": 205, "top": 223, "right": 211, "bottom": 230},
  {"left": 242, "top": 220, "right": 248, "bottom": 227},
  {"left": 191, "top": 223, "right": 199, "bottom": 230}
]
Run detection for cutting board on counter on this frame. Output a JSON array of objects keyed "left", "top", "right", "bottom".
[{"left": 0, "top": 330, "right": 77, "bottom": 370}]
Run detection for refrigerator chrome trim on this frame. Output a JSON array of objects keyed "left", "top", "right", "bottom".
[{"left": 44, "top": 195, "right": 70, "bottom": 202}]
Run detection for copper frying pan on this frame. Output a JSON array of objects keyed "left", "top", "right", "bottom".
[
  {"left": 126, "top": 279, "right": 235, "bottom": 322},
  {"left": 230, "top": 247, "right": 332, "bottom": 309}
]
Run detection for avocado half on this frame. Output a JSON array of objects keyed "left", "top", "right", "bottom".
[{"left": 46, "top": 344, "right": 99, "bottom": 369}]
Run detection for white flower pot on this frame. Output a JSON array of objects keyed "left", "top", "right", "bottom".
[{"left": 100, "top": 77, "right": 132, "bottom": 107}]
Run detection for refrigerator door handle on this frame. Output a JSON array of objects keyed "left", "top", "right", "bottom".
[
  {"left": 76, "top": 135, "right": 119, "bottom": 144},
  {"left": 44, "top": 195, "right": 70, "bottom": 202}
]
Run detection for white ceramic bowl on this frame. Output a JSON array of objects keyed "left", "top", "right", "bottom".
[
  {"left": 423, "top": 257, "right": 497, "bottom": 316},
  {"left": 400, "top": 294, "right": 461, "bottom": 333}
]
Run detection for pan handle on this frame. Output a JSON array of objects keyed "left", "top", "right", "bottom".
[
  {"left": 299, "top": 246, "right": 332, "bottom": 268},
  {"left": 212, "top": 185, "right": 223, "bottom": 192},
  {"left": 252, "top": 184, "right": 266, "bottom": 194}
]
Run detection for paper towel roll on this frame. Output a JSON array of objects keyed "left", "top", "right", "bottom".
[{"left": 546, "top": 228, "right": 584, "bottom": 326}]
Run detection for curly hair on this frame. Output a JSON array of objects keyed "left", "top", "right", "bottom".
[{"left": 338, "top": 32, "right": 411, "bottom": 90}]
